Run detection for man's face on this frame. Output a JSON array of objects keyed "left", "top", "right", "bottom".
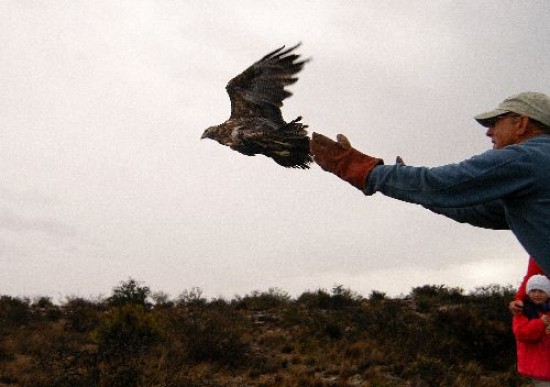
[{"left": 485, "top": 113, "right": 521, "bottom": 149}]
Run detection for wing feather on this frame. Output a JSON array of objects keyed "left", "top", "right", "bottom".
[{"left": 226, "top": 43, "right": 309, "bottom": 125}]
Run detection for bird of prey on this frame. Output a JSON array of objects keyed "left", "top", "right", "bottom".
[{"left": 201, "top": 44, "right": 311, "bottom": 169}]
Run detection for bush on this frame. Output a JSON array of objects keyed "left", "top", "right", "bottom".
[
  {"left": 411, "top": 284, "right": 465, "bottom": 312},
  {"left": 296, "top": 286, "right": 362, "bottom": 311},
  {"left": 108, "top": 278, "right": 151, "bottom": 308},
  {"left": 178, "top": 304, "right": 251, "bottom": 367},
  {"left": 63, "top": 297, "right": 105, "bottom": 332},
  {"left": 0, "top": 296, "right": 31, "bottom": 329},
  {"left": 94, "top": 304, "right": 161, "bottom": 355},
  {"left": 234, "top": 287, "right": 291, "bottom": 311},
  {"left": 94, "top": 304, "right": 162, "bottom": 386}
]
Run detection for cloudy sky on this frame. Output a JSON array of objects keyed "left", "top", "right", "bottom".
[{"left": 1, "top": 1, "right": 549, "bottom": 301}]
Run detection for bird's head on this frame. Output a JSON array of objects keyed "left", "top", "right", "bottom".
[
  {"left": 201, "top": 126, "right": 217, "bottom": 140},
  {"left": 201, "top": 124, "right": 232, "bottom": 146}
]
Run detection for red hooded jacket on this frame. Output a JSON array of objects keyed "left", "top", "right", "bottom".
[{"left": 513, "top": 305, "right": 550, "bottom": 381}]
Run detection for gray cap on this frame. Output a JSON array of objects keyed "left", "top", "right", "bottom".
[{"left": 474, "top": 91, "right": 550, "bottom": 127}]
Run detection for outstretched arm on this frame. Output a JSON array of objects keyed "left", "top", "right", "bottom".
[
  {"left": 395, "top": 156, "right": 508, "bottom": 229},
  {"left": 423, "top": 200, "right": 509, "bottom": 230}
]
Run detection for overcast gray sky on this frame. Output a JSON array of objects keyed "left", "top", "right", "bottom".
[{"left": 1, "top": 1, "right": 549, "bottom": 301}]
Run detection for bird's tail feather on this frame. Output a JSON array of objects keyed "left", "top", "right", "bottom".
[{"left": 268, "top": 117, "right": 311, "bottom": 168}]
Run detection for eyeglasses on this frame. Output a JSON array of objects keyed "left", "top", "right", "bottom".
[{"left": 486, "top": 112, "right": 521, "bottom": 127}]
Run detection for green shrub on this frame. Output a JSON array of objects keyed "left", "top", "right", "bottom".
[{"left": 108, "top": 278, "right": 151, "bottom": 308}]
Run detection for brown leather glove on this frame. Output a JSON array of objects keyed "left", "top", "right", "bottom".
[{"left": 310, "top": 132, "right": 383, "bottom": 190}]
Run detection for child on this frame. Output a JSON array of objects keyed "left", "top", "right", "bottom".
[
  {"left": 510, "top": 257, "right": 545, "bottom": 315},
  {"left": 513, "top": 274, "right": 550, "bottom": 386}
]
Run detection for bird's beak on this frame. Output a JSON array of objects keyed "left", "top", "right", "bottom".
[{"left": 200, "top": 129, "right": 212, "bottom": 140}]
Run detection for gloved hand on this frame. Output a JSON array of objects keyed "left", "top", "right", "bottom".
[{"left": 310, "top": 132, "right": 383, "bottom": 190}]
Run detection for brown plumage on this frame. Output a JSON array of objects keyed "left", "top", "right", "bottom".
[{"left": 201, "top": 44, "right": 311, "bottom": 169}]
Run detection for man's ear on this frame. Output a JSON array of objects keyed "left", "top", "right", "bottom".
[{"left": 516, "top": 115, "right": 530, "bottom": 135}]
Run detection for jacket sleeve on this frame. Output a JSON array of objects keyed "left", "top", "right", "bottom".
[
  {"left": 364, "top": 147, "right": 534, "bottom": 210},
  {"left": 422, "top": 199, "right": 509, "bottom": 230},
  {"left": 513, "top": 315, "right": 546, "bottom": 343}
]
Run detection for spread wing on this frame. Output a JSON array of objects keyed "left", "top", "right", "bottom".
[{"left": 226, "top": 43, "right": 308, "bottom": 126}]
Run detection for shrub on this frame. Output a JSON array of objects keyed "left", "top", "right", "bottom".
[
  {"left": 177, "top": 287, "right": 207, "bottom": 307},
  {"left": 296, "top": 289, "right": 332, "bottom": 309},
  {"left": 296, "top": 286, "right": 361, "bottom": 311},
  {"left": 178, "top": 304, "right": 251, "bottom": 367},
  {"left": 94, "top": 304, "right": 161, "bottom": 355},
  {"left": 369, "top": 290, "right": 387, "bottom": 301},
  {"left": 107, "top": 278, "right": 151, "bottom": 308},
  {"left": 63, "top": 296, "right": 105, "bottom": 332},
  {"left": 32, "top": 296, "right": 62, "bottom": 321},
  {"left": 0, "top": 296, "right": 31, "bottom": 329},
  {"left": 94, "top": 304, "right": 162, "bottom": 386},
  {"left": 411, "top": 284, "right": 465, "bottom": 313},
  {"left": 234, "top": 287, "right": 291, "bottom": 311}
]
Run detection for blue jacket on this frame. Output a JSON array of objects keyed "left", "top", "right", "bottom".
[{"left": 364, "top": 135, "right": 550, "bottom": 273}]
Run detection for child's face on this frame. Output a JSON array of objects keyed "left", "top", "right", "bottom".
[{"left": 528, "top": 289, "right": 550, "bottom": 305}]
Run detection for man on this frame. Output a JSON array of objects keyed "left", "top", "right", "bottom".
[{"left": 310, "top": 92, "right": 550, "bottom": 285}]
